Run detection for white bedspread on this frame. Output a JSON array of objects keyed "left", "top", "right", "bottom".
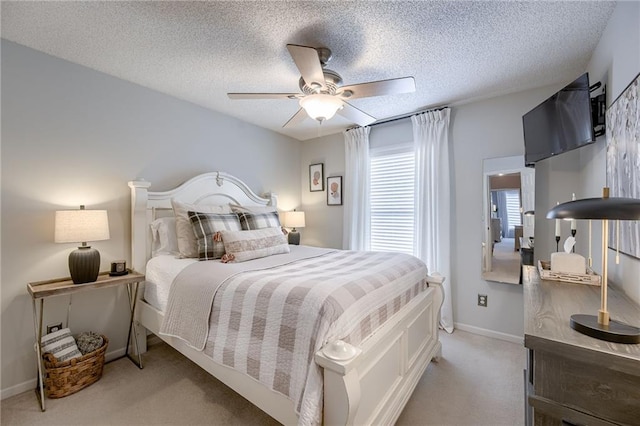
[
  {"left": 159, "top": 246, "right": 429, "bottom": 425},
  {"left": 160, "top": 246, "right": 332, "bottom": 350},
  {"left": 144, "top": 255, "right": 197, "bottom": 311}
]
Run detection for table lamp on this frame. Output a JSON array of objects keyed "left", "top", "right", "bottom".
[
  {"left": 546, "top": 188, "right": 640, "bottom": 344},
  {"left": 55, "top": 205, "right": 110, "bottom": 284},
  {"left": 283, "top": 210, "right": 305, "bottom": 245}
]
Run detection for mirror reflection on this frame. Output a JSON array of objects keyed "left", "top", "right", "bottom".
[{"left": 482, "top": 156, "right": 535, "bottom": 285}]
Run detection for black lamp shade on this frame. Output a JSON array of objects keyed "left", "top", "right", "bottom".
[
  {"left": 546, "top": 197, "right": 640, "bottom": 220},
  {"left": 69, "top": 246, "right": 101, "bottom": 284}
]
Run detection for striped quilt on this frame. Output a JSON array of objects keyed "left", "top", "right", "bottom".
[{"left": 199, "top": 249, "right": 429, "bottom": 425}]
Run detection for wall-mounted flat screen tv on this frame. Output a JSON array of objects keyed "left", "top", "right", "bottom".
[{"left": 522, "top": 73, "right": 595, "bottom": 167}]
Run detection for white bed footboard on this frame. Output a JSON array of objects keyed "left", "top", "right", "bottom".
[{"left": 316, "top": 277, "right": 443, "bottom": 426}]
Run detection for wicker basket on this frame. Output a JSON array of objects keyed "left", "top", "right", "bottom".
[{"left": 42, "top": 335, "right": 108, "bottom": 398}]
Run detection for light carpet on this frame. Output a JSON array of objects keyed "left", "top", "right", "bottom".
[
  {"left": 1, "top": 330, "right": 525, "bottom": 425},
  {"left": 484, "top": 238, "right": 521, "bottom": 284}
]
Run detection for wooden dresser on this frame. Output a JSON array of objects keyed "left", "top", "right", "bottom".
[{"left": 523, "top": 265, "right": 640, "bottom": 426}]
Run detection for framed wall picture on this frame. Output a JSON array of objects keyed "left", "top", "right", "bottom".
[
  {"left": 606, "top": 71, "right": 640, "bottom": 259},
  {"left": 327, "top": 176, "right": 343, "bottom": 205},
  {"left": 309, "top": 163, "right": 324, "bottom": 192}
]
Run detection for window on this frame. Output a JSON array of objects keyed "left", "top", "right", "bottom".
[
  {"left": 505, "top": 190, "right": 522, "bottom": 229},
  {"left": 370, "top": 146, "right": 415, "bottom": 255}
]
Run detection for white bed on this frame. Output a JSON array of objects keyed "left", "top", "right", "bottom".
[{"left": 129, "top": 171, "right": 444, "bottom": 426}]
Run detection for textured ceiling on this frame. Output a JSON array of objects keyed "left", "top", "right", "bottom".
[{"left": 1, "top": 1, "right": 615, "bottom": 141}]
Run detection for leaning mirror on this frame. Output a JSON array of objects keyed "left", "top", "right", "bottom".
[{"left": 481, "top": 155, "right": 535, "bottom": 285}]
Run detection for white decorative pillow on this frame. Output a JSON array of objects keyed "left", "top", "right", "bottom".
[
  {"left": 171, "top": 199, "right": 232, "bottom": 258},
  {"left": 229, "top": 203, "right": 277, "bottom": 214},
  {"left": 150, "top": 217, "right": 179, "bottom": 257},
  {"left": 220, "top": 227, "right": 290, "bottom": 263},
  {"left": 41, "top": 328, "right": 82, "bottom": 362}
]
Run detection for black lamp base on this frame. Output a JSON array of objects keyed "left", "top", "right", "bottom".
[
  {"left": 288, "top": 230, "right": 300, "bottom": 245},
  {"left": 570, "top": 314, "right": 640, "bottom": 344},
  {"left": 69, "top": 246, "right": 100, "bottom": 284}
]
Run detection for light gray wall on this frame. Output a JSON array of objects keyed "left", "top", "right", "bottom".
[
  {"left": 1, "top": 40, "right": 301, "bottom": 396},
  {"left": 299, "top": 132, "right": 344, "bottom": 248},
  {"left": 535, "top": 1, "right": 640, "bottom": 304},
  {"left": 300, "top": 86, "right": 556, "bottom": 340},
  {"left": 450, "top": 88, "right": 555, "bottom": 338}
]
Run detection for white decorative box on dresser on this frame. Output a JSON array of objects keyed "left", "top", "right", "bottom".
[{"left": 523, "top": 265, "right": 640, "bottom": 426}]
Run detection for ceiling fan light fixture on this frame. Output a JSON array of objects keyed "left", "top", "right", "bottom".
[{"left": 299, "top": 94, "right": 343, "bottom": 122}]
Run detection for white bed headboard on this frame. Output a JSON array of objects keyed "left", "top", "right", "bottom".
[{"left": 128, "top": 171, "right": 277, "bottom": 273}]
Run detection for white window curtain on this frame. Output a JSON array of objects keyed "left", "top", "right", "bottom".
[
  {"left": 412, "top": 108, "right": 453, "bottom": 333},
  {"left": 343, "top": 126, "right": 371, "bottom": 250}
]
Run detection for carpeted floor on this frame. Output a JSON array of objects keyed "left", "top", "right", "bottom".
[
  {"left": 483, "top": 238, "right": 521, "bottom": 284},
  {"left": 1, "top": 330, "right": 525, "bottom": 426}
]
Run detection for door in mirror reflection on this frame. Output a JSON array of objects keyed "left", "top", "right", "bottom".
[{"left": 482, "top": 156, "right": 535, "bottom": 285}]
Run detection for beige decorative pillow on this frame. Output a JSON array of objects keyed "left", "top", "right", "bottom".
[
  {"left": 229, "top": 203, "right": 277, "bottom": 214},
  {"left": 220, "top": 227, "right": 290, "bottom": 263},
  {"left": 171, "top": 199, "right": 232, "bottom": 258}
]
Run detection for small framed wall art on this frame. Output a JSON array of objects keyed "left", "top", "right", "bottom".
[
  {"left": 327, "top": 176, "right": 343, "bottom": 206},
  {"left": 309, "top": 163, "right": 324, "bottom": 192}
]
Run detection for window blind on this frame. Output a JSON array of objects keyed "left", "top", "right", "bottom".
[
  {"left": 370, "top": 148, "right": 415, "bottom": 255},
  {"left": 505, "top": 190, "right": 522, "bottom": 228}
]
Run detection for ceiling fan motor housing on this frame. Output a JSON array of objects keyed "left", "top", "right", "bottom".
[
  {"left": 315, "top": 47, "right": 333, "bottom": 66},
  {"left": 299, "top": 69, "right": 343, "bottom": 95}
]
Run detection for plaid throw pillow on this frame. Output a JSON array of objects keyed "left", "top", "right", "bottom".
[
  {"left": 188, "top": 211, "right": 242, "bottom": 260},
  {"left": 236, "top": 211, "right": 281, "bottom": 230}
]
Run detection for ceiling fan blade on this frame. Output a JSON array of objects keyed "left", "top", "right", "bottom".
[
  {"left": 339, "top": 77, "right": 415, "bottom": 100},
  {"left": 228, "top": 93, "right": 300, "bottom": 100},
  {"left": 283, "top": 108, "right": 308, "bottom": 128},
  {"left": 286, "top": 44, "right": 326, "bottom": 91},
  {"left": 338, "top": 102, "right": 377, "bottom": 126}
]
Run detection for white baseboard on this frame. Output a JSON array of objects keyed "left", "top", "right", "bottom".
[
  {"left": 0, "top": 379, "right": 36, "bottom": 400},
  {"left": 454, "top": 322, "right": 524, "bottom": 345},
  {"left": 1, "top": 346, "right": 130, "bottom": 401}
]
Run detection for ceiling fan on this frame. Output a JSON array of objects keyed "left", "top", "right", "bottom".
[{"left": 227, "top": 44, "right": 416, "bottom": 128}]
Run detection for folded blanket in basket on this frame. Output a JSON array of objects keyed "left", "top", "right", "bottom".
[{"left": 41, "top": 328, "right": 82, "bottom": 361}]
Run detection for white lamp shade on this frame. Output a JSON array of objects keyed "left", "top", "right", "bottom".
[
  {"left": 55, "top": 209, "right": 110, "bottom": 243},
  {"left": 283, "top": 211, "right": 306, "bottom": 228},
  {"left": 299, "top": 94, "right": 343, "bottom": 121}
]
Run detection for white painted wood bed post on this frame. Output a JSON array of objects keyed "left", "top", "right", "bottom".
[
  {"left": 128, "top": 180, "right": 151, "bottom": 355},
  {"left": 128, "top": 180, "right": 151, "bottom": 274},
  {"left": 315, "top": 348, "right": 362, "bottom": 426}
]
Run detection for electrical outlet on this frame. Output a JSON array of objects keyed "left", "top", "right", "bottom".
[
  {"left": 46, "top": 323, "right": 63, "bottom": 334},
  {"left": 478, "top": 294, "right": 488, "bottom": 307}
]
